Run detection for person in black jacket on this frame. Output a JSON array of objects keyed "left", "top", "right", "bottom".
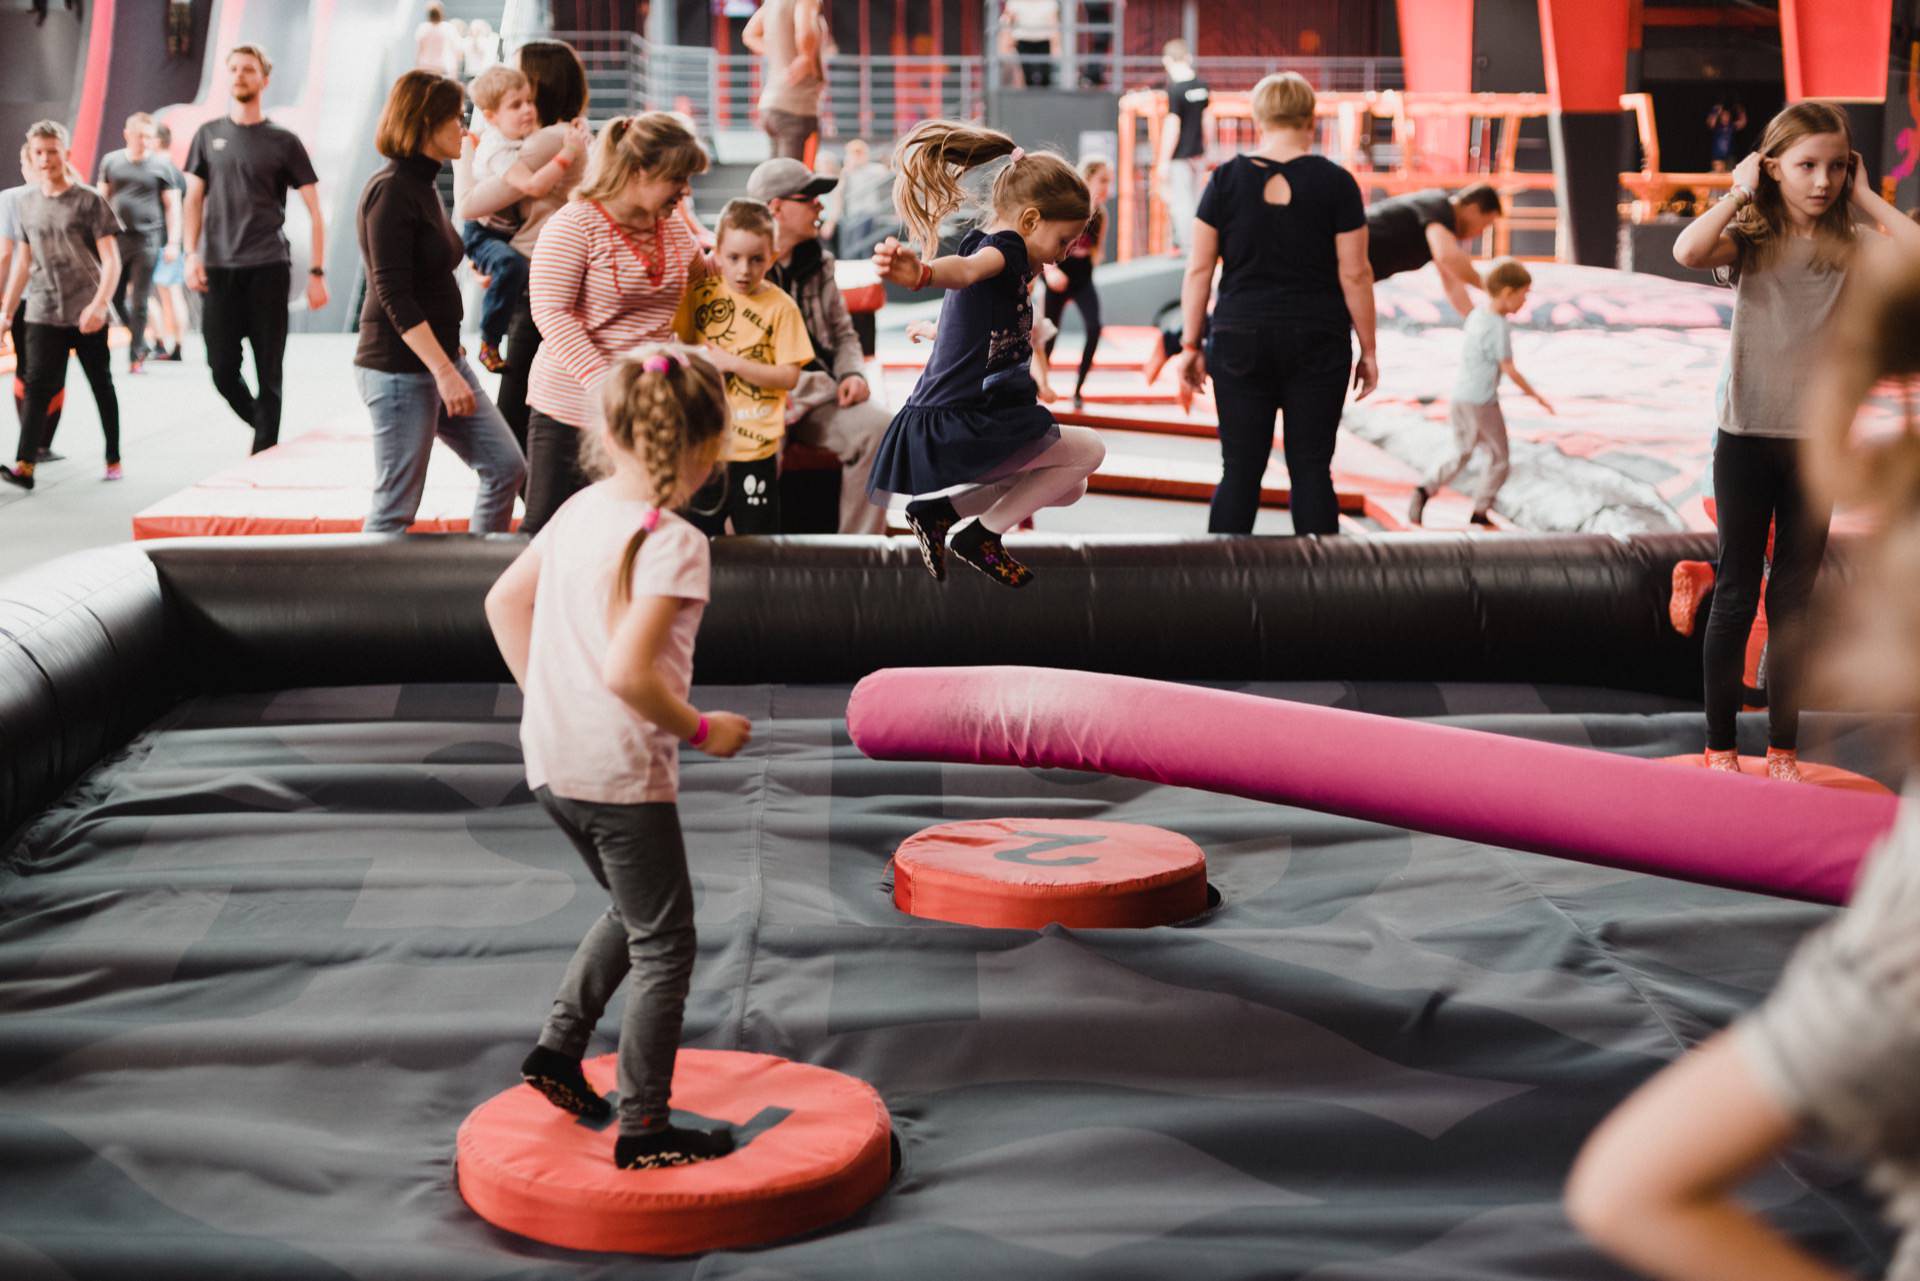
[{"left": 355, "top": 70, "right": 524, "bottom": 534}]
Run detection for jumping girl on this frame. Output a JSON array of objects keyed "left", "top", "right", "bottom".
[
  {"left": 485, "top": 344, "right": 749, "bottom": 1171},
  {"left": 1040, "top": 155, "right": 1110, "bottom": 409},
  {"left": 868, "top": 120, "right": 1103, "bottom": 588},
  {"left": 1671, "top": 102, "right": 1920, "bottom": 781}
]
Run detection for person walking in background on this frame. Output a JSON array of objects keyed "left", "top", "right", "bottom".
[
  {"left": 97, "top": 112, "right": 175, "bottom": 375},
  {"left": 743, "top": 0, "right": 826, "bottom": 162},
  {"left": 1156, "top": 40, "right": 1210, "bottom": 255},
  {"left": 183, "top": 44, "right": 328, "bottom": 455},
  {"left": 0, "top": 121, "right": 124, "bottom": 490},
  {"left": 356, "top": 71, "right": 524, "bottom": 535},
  {"left": 3, "top": 143, "right": 70, "bottom": 463},
  {"left": 999, "top": 0, "right": 1061, "bottom": 88},
  {"left": 145, "top": 120, "right": 188, "bottom": 363},
  {"left": 415, "top": 3, "right": 455, "bottom": 74}
]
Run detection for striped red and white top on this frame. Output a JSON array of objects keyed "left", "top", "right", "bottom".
[{"left": 527, "top": 200, "right": 703, "bottom": 429}]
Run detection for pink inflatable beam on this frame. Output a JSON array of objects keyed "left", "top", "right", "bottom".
[{"left": 846, "top": 666, "right": 1900, "bottom": 906}]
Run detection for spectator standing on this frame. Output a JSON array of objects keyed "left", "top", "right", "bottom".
[
  {"left": 744, "top": 0, "right": 827, "bottom": 162},
  {"left": 1000, "top": 0, "right": 1062, "bottom": 88},
  {"left": 183, "top": 44, "right": 329, "bottom": 454},
  {"left": 97, "top": 111, "right": 176, "bottom": 373},
  {"left": 355, "top": 70, "right": 525, "bottom": 535},
  {"left": 416, "top": 3, "right": 455, "bottom": 74},
  {"left": 1157, "top": 39, "right": 1210, "bottom": 254}
]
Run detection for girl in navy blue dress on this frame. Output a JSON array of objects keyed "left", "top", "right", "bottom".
[{"left": 868, "top": 120, "right": 1101, "bottom": 588}]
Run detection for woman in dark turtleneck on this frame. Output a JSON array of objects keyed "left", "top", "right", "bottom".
[{"left": 356, "top": 69, "right": 524, "bottom": 534}]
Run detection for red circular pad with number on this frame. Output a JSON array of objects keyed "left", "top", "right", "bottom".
[
  {"left": 456, "top": 1049, "right": 892, "bottom": 1255},
  {"left": 891, "top": 818, "right": 1210, "bottom": 929},
  {"left": 1659, "top": 755, "right": 1893, "bottom": 794}
]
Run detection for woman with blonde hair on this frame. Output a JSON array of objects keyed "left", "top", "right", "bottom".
[
  {"left": 520, "top": 112, "right": 711, "bottom": 533},
  {"left": 1175, "top": 71, "right": 1377, "bottom": 535}
]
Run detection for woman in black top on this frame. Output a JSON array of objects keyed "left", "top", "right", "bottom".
[
  {"left": 356, "top": 70, "right": 525, "bottom": 534},
  {"left": 1176, "top": 72, "right": 1378, "bottom": 535}
]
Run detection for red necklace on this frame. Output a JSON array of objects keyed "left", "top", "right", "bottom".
[{"left": 593, "top": 201, "right": 666, "bottom": 287}]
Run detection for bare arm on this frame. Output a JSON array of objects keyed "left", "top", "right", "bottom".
[
  {"left": 1849, "top": 151, "right": 1920, "bottom": 255},
  {"left": 1157, "top": 116, "right": 1182, "bottom": 173},
  {"left": 793, "top": 0, "right": 822, "bottom": 59},
  {"left": 162, "top": 187, "right": 180, "bottom": 250},
  {"left": 504, "top": 151, "right": 574, "bottom": 199},
  {"left": 704, "top": 349, "right": 804, "bottom": 390},
  {"left": 88, "top": 234, "right": 122, "bottom": 313},
  {"left": 1426, "top": 222, "right": 1480, "bottom": 316},
  {"left": 872, "top": 237, "right": 1009, "bottom": 290},
  {"left": 742, "top": 4, "right": 768, "bottom": 52},
  {"left": 1336, "top": 224, "right": 1377, "bottom": 399},
  {"left": 1499, "top": 358, "right": 1551, "bottom": 410},
  {"left": 1566, "top": 1031, "right": 1847, "bottom": 1281},
  {"left": 1179, "top": 217, "right": 1217, "bottom": 350},
  {"left": 483, "top": 546, "right": 542, "bottom": 689},
  {"left": 298, "top": 183, "right": 326, "bottom": 274},
  {"left": 1675, "top": 153, "right": 1754, "bottom": 271},
  {"left": 183, "top": 174, "right": 206, "bottom": 272},
  {"left": 0, "top": 241, "right": 29, "bottom": 333}
]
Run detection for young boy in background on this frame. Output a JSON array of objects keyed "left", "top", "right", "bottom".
[{"left": 1407, "top": 257, "right": 1552, "bottom": 528}]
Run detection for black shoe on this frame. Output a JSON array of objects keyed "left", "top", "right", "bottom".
[
  {"left": 1, "top": 465, "right": 34, "bottom": 492},
  {"left": 614, "top": 1124, "right": 735, "bottom": 1170},
  {"left": 519, "top": 1046, "right": 612, "bottom": 1122},
  {"left": 158, "top": 345, "right": 184, "bottom": 362},
  {"left": 903, "top": 496, "right": 958, "bottom": 581},
  {"left": 1469, "top": 510, "right": 1496, "bottom": 528},
  {"left": 1406, "top": 486, "right": 1428, "bottom": 526},
  {"left": 35, "top": 448, "right": 63, "bottom": 463},
  {"left": 949, "top": 518, "right": 1033, "bottom": 588}
]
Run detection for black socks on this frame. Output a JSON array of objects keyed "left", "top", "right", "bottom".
[
  {"left": 950, "top": 519, "right": 1033, "bottom": 588},
  {"left": 520, "top": 1045, "right": 612, "bottom": 1123},
  {"left": 1406, "top": 486, "right": 1428, "bottom": 526},
  {"left": 614, "top": 1124, "right": 736, "bottom": 1170},
  {"left": 904, "top": 496, "right": 958, "bottom": 581}
]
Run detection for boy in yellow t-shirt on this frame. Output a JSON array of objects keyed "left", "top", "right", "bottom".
[{"left": 673, "top": 199, "right": 815, "bottom": 534}]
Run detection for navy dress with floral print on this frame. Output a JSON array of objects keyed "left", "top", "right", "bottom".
[{"left": 867, "top": 227, "right": 1060, "bottom": 500}]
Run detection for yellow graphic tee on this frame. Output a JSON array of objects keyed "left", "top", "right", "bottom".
[{"left": 672, "top": 276, "right": 816, "bottom": 462}]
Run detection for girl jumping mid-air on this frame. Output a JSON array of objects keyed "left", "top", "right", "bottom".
[
  {"left": 868, "top": 120, "right": 1103, "bottom": 588},
  {"left": 485, "top": 344, "right": 750, "bottom": 1171}
]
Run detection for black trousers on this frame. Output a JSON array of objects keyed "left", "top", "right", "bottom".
[
  {"left": 17, "top": 322, "right": 117, "bottom": 465},
  {"left": 684, "top": 455, "right": 781, "bottom": 536},
  {"left": 1702, "top": 430, "right": 1831, "bottom": 752},
  {"left": 522, "top": 409, "right": 593, "bottom": 536},
  {"left": 1015, "top": 39, "right": 1053, "bottom": 86},
  {"left": 111, "top": 231, "right": 158, "bottom": 362},
  {"left": 1042, "top": 260, "right": 1102, "bottom": 396},
  {"left": 495, "top": 289, "right": 541, "bottom": 454},
  {"left": 10, "top": 302, "right": 65, "bottom": 452},
  {"left": 202, "top": 263, "right": 291, "bottom": 453},
  {"left": 1205, "top": 324, "right": 1352, "bottom": 535}
]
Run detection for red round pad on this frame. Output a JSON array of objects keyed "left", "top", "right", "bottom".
[
  {"left": 892, "top": 818, "right": 1210, "bottom": 929},
  {"left": 456, "top": 1049, "right": 891, "bottom": 1255},
  {"left": 1659, "top": 754, "right": 1894, "bottom": 794}
]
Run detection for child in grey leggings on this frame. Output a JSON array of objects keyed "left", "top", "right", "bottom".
[{"left": 486, "top": 346, "right": 750, "bottom": 1169}]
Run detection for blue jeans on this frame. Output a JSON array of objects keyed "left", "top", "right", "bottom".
[
  {"left": 462, "top": 223, "right": 528, "bottom": 349},
  {"left": 356, "top": 358, "right": 526, "bottom": 534}
]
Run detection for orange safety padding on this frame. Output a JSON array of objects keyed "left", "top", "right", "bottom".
[
  {"left": 1781, "top": 0, "right": 1894, "bottom": 103},
  {"left": 892, "top": 818, "right": 1210, "bottom": 929},
  {"left": 1659, "top": 755, "right": 1893, "bottom": 795},
  {"left": 1538, "top": 0, "right": 1632, "bottom": 113},
  {"left": 833, "top": 260, "right": 886, "bottom": 314},
  {"left": 1396, "top": 0, "right": 1475, "bottom": 168},
  {"left": 457, "top": 1049, "right": 892, "bottom": 1255}
]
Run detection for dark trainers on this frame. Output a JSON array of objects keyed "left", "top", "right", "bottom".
[
  {"left": 1406, "top": 486, "right": 1429, "bottom": 526},
  {"left": 615, "top": 1124, "right": 735, "bottom": 1170},
  {"left": 1468, "top": 510, "right": 1496, "bottom": 528},
  {"left": 903, "top": 496, "right": 959, "bottom": 581},
  {"left": 35, "top": 448, "right": 63, "bottom": 463},
  {"left": 520, "top": 1046, "right": 612, "bottom": 1122},
  {"left": 0, "top": 464, "right": 33, "bottom": 492},
  {"left": 949, "top": 519, "right": 1033, "bottom": 588}
]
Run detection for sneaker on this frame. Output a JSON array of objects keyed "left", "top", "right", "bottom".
[
  {"left": 949, "top": 518, "right": 1034, "bottom": 588},
  {"left": 903, "top": 496, "right": 958, "bottom": 582},
  {"left": 36, "top": 448, "right": 63, "bottom": 463},
  {"left": 103, "top": 462, "right": 123, "bottom": 481},
  {"left": 1704, "top": 748, "right": 1740, "bottom": 773},
  {"left": 614, "top": 1124, "right": 735, "bottom": 1170},
  {"left": 158, "top": 344, "right": 184, "bottom": 362},
  {"left": 1765, "top": 747, "right": 1803, "bottom": 783},
  {"left": 519, "top": 1045, "right": 612, "bottom": 1122},
  {"left": 478, "top": 341, "right": 506, "bottom": 373},
  {"left": 1669, "top": 560, "right": 1715, "bottom": 637},
  {"left": 1468, "top": 510, "right": 1496, "bottom": 529},
  {"left": 1406, "top": 486, "right": 1429, "bottom": 526},
  {"left": 127, "top": 358, "right": 145, "bottom": 376},
  {"left": 0, "top": 464, "right": 34, "bottom": 492}
]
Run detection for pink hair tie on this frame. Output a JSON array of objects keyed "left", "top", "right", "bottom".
[
  {"left": 642, "top": 507, "right": 662, "bottom": 532},
  {"left": 1009, "top": 146, "right": 1025, "bottom": 163},
  {"left": 642, "top": 354, "right": 674, "bottom": 375}
]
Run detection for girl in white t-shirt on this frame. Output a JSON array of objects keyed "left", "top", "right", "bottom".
[{"left": 485, "top": 344, "right": 750, "bottom": 1170}]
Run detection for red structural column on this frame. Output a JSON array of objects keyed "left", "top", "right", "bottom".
[
  {"left": 1395, "top": 0, "right": 1474, "bottom": 171},
  {"left": 1780, "top": 0, "right": 1893, "bottom": 186},
  {"left": 1538, "top": 0, "right": 1629, "bottom": 266}
]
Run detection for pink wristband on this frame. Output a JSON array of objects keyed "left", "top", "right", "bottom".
[{"left": 689, "top": 715, "right": 710, "bottom": 747}]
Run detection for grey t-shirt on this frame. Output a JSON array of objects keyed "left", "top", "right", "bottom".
[
  {"left": 1451, "top": 304, "right": 1511, "bottom": 405},
  {"left": 1718, "top": 236, "right": 1850, "bottom": 438},
  {"left": 12, "top": 183, "right": 123, "bottom": 326},
  {"left": 1737, "top": 784, "right": 1920, "bottom": 1279},
  {"left": 185, "top": 117, "right": 319, "bottom": 268},
  {"left": 97, "top": 149, "right": 172, "bottom": 236},
  {"left": 0, "top": 184, "right": 21, "bottom": 244}
]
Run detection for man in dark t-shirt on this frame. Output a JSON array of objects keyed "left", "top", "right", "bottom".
[
  {"left": 98, "top": 111, "right": 177, "bottom": 371},
  {"left": 1365, "top": 183, "right": 1503, "bottom": 317},
  {"left": 183, "top": 44, "right": 327, "bottom": 454},
  {"left": 1156, "top": 39, "right": 1210, "bottom": 254}
]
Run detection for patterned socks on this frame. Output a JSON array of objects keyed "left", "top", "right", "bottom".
[
  {"left": 1704, "top": 748, "right": 1740, "bottom": 773},
  {"left": 949, "top": 519, "right": 1034, "bottom": 588},
  {"left": 1765, "top": 747, "right": 1803, "bottom": 783},
  {"left": 520, "top": 1045, "right": 612, "bottom": 1123},
  {"left": 904, "top": 496, "right": 958, "bottom": 581},
  {"left": 614, "top": 1124, "right": 736, "bottom": 1170}
]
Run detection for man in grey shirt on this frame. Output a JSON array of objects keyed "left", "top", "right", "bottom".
[
  {"left": 0, "top": 120, "right": 123, "bottom": 490},
  {"left": 184, "top": 44, "right": 327, "bottom": 454},
  {"left": 98, "top": 110, "right": 178, "bottom": 372}
]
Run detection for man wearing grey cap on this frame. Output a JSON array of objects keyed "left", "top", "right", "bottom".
[{"left": 750, "top": 156, "right": 888, "bottom": 535}]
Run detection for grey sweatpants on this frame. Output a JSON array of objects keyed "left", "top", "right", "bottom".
[
  {"left": 1423, "top": 398, "right": 1510, "bottom": 511},
  {"left": 533, "top": 788, "right": 695, "bottom": 1134}
]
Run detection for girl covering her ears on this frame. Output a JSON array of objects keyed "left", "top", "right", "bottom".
[
  {"left": 1672, "top": 101, "right": 1920, "bottom": 782},
  {"left": 485, "top": 344, "right": 750, "bottom": 1172},
  {"left": 1566, "top": 250, "right": 1920, "bottom": 1281},
  {"left": 868, "top": 120, "right": 1106, "bottom": 588}
]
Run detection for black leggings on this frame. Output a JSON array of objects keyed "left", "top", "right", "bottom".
[
  {"left": 1205, "top": 325, "right": 1351, "bottom": 535},
  {"left": 496, "top": 289, "right": 541, "bottom": 455},
  {"left": 522, "top": 410, "right": 593, "bottom": 537},
  {"left": 1702, "top": 431, "right": 1831, "bottom": 751},
  {"left": 1042, "top": 261, "right": 1102, "bottom": 397}
]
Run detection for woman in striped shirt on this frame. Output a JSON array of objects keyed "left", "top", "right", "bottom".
[{"left": 521, "top": 114, "right": 711, "bottom": 534}]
